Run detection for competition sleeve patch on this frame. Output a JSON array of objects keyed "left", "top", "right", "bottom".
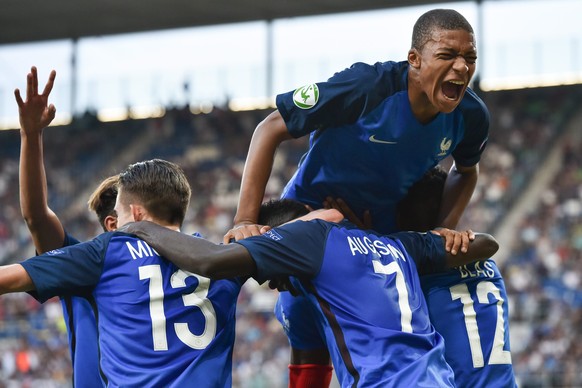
[{"left": 263, "top": 229, "right": 284, "bottom": 241}]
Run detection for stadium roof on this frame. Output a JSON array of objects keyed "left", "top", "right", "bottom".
[{"left": 1, "top": 0, "right": 466, "bottom": 45}]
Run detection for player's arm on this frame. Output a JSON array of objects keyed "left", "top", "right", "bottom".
[
  {"left": 15, "top": 67, "right": 65, "bottom": 254},
  {"left": 125, "top": 222, "right": 256, "bottom": 278},
  {"left": 431, "top": 230, "right": 498, "bottom": 271},
  {"left": 442, "top": 231, "right": 498, "bottom": 267},
  {"left": 402, "top": 230, "right": 498, "bottom": 275},
  {"left": 437, "top": 162, "right": 478, "bottom": 229},
  {"left": 0, "top": 264, "right": 35, "bottom": 294},
  {"left": 223, "top": 110, "right": 294, "bottom": 243}
]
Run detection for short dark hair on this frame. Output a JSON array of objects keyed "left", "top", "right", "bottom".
[
  {"left": 396, "top": 165, "right": 448, "bottom": 232},
  {"left": 258, "top": 199, "right": 309, "bottom": 227},
  {"left": 118, "top": 159, "right": 191, "bottom": 226},
  {"left": 87, "top": 175, "right": 119, "bottom": 232},
  {"left": 411, "top": 9, "right": 474, "bottom": 50}
]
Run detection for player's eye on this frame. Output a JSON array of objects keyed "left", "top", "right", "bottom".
[{"left": 465, "top": 56, "right": 477, "bottom": 64}]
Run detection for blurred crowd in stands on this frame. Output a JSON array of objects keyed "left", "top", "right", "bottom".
[{"left": 0, "top": 84, "right": 581, "bottom": 387}]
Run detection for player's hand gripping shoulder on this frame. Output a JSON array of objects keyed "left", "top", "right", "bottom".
[
  {"left": 14, "top": 66, "right": 57, "bottom": 135},
  {"left": 431, "top": 227, "right": 475, "bottom": 255},
  {"left": 430, "top": 229, "right": 499, "bottom": 269},
  {"left": 324, "top": 197, "right": 371, "bottom": 229},
  {"left": 223, "top": 222, "right": 271, "bottom": 244}
]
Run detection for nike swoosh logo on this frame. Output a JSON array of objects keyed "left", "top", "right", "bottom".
[{"left": 369, "top": 134, "right": 397, "bottom": 144}]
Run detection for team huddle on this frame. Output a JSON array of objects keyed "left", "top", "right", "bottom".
[{"left": 1, "top": 8, "right": 517, "bottom": 387}]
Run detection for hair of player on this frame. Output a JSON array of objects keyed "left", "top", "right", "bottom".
[
  {"left": 87, "top": 174, "right": 119, "bottom": 232},
  {"left": 396, "top": 165, "right": 448, "bottom": 232},
  {"left": 258, "top": 199, "right": 310, "bottom": 227},
  {"left": 411, "top": 9, "right": 474, "bottom": 50},
  {"left": 118, "top": 158, "right": 191, "bottom": 226}
]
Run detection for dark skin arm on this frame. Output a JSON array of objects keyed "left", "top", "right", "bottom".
[
  {"left": 15, "top": 67, "right": 65, "bottom": 254},
  {"left": 223, "top": 111, "right": 294, "bottom": 243},
  {"left": 324, "top": 196, "right": 475, "bottom": 255},
  {"left": 431, "top": 228, "right": 499, "bottom": 269},
  {"left": 438, "top": 163, "right": 478, "bottom": 229},
  {"left": 123, "top": 221, "right": 498, "bottom": 279},
  {"left": 125, "top": 222, "right": 256, "bottom": 279}
]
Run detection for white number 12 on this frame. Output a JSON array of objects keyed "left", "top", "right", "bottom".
[{"left": 449, "top": 281, "right": 512, "bottom": 368}]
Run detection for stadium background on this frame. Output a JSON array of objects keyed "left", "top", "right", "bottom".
[{"left": 0, "top": 0, "right": 581, "bottom": 386}]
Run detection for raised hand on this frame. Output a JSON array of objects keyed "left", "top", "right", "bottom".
[{"left": 14, "top": 66, "right": 57, "bottom": 135}]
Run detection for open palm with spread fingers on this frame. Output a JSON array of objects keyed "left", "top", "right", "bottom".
[{"left": 14, "top": 66, "right": 57, "bottom": 134}]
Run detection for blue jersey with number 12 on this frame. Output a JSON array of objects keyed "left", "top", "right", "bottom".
[{"left": 421, "top": 259, "right": 517, "bottom": 387}]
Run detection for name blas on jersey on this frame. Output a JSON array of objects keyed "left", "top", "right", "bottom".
[
  {"left": 347, "top": 236, "right": 406, "bottom": 261},
  {"left": 456, "top": 260, "right": 496, "bottom": 279}
]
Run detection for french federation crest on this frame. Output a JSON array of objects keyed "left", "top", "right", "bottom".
[
  {"left": 292, "top": 84, "right": 319, "bottom": 109},
  {"left": 438, "top": 137, "right": 452, "bottom": 156}
]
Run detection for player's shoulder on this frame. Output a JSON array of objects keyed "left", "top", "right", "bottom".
[
  {"left": 90, "top": 230, "right": 134, "bottom": 250},
  {"left": 459, "top": 87, "right": 490, "bottom": 120},
  {"left": 333, "top": 60, "right": 407, "bottom": 90}
]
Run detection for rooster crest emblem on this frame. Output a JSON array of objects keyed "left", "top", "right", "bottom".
[{"left": 438, "top": 137, "right": 452, "bottom": 156}]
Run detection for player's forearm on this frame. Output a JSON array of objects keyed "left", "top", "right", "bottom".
[
  {"left": 233, "top": 111, "right": 292, "bottom": 225},
  {"left": 438, "top": 163, "right": 478, "bottom": 229},
  {"left": 19, "top": 132, "right": 48, "bottom": 219},
  {"left": 0, "top": 264, "right": 35, "bottom": 294},
  {"left": 444, "top": 233, "right": 499, "bottom": 268},
  {"left": 19, "top": 132, "right": 65, "bottom": 253},
  {"left": 124, "top": 221, "right": 255, "bottom": 278}
]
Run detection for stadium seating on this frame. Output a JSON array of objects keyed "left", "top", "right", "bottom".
[{"left": 0, "top": 84, "right": 581, "bottom": 386}]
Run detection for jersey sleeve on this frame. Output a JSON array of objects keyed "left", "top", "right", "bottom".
[
  {"left": 235, "top": 219, "right": 330, "bottom": 284},
  {"left": 392, "top": 231, "right": 448, "bottom": 275},
  {"left": 21, "top": 233, "right": 111, "bottom": 303},
  {"left": 451, "top": 88, "right": 490, "bottom": 167},
  {"left": 276, "top": 61, "right": 407, "bottom": 138},
  {"left": 62, "top": 230, "right": 81, "bottom": 246}
]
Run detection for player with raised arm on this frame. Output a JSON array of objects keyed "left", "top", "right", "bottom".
[
  {"left": 16, "top": 66, "right": 117, "bottom": 387},
  {"left": 121, "top": 201, "right": 499, "bottom": 387},
  {"left": 0, "top": 159, "right": 247, "bottom": 386},
  {"left": 224, "top": 9, "right": 489, "bottom": 384}
]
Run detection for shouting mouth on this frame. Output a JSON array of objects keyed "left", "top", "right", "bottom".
[{"left": 442, "top": 80, "right": 465, "bottom": 101}]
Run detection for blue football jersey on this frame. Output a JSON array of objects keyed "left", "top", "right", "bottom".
[
  {"left": 21, "top": 231, "right": 243, "bottom": 387},
  {"left": 277, "top": 60, "right": 489, "bottom": 234},
  {"left": 58, "top": 232, "right": 103, "bottom": 388},
  {"left": 421, "top": 259, "right": 517, "bottom": 387},
  {"left": 274, "top": 60, "right": 489, "bottom": 362},
  {"left": 238, "top": 220, "right": 455, "bottom": 387}
]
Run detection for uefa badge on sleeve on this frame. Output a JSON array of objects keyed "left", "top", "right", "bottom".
[{"left": 292, "top": 84, "right": 319, "bottom": 109}]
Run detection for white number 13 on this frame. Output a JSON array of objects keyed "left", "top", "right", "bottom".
[{"left": 139, "top": 265, "right": 217, "bottom": 351}]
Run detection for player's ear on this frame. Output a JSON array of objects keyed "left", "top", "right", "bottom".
[
  {"left": 104, "top": 215, "right": 118, "bottom": 231},
  {"left": 408, "top": 48, "right": 421, "bottom": 69},
  {"left": 130, "top": 204, "right": 145, "bottom": 222}
]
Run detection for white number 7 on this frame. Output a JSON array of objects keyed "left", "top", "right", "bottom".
[{"left": 373, "top": 260, "right": 413, "bottom": 333}]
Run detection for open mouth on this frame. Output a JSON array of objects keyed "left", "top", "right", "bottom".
[{"left": 442, "top": 80, "right": 465, "bottom": 101}]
